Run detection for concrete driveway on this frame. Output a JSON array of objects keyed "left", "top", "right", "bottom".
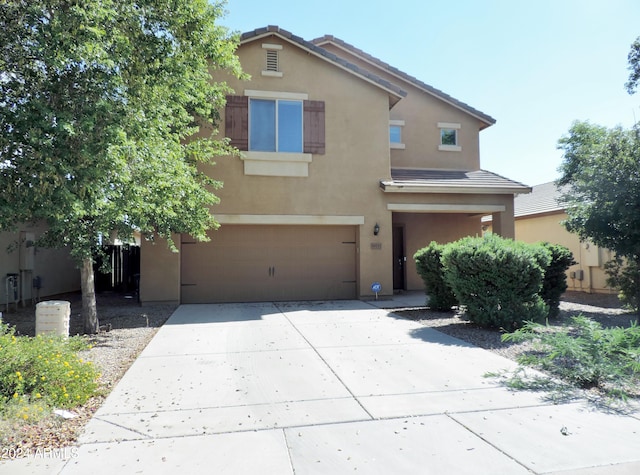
[{"left": 6, "top": 298, "right": 640, "bottom": 474}]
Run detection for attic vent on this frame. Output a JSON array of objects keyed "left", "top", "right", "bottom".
[
  {"left": 266, "top": 49, "right": 279, "bottom": 72},
  {"left": 261, "top": 43, "right": 283, "bottom": 77}
]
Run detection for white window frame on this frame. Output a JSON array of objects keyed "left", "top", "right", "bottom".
[
  {"left": 438, "top": 122, "right": 462, "bottom": 151},
  {"left": 389, "top": 119, "right": 405, "bottom": 149}
]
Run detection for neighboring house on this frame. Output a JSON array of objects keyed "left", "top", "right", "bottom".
[
  {"left": 0, "top": 224, "right": 80, "bottom": 307},
  {"left": 484, "top": 181, "right": 613, "bottom": 293},
  {"left": 140, "top": 26, "right": 530, "bottom": 304}
]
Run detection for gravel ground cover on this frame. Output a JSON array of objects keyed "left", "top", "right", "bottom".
[
  {"left": 396, "top": 291, "right": 636, "bottom": 360},
  {"left": 0, "top": 290, "right": 636, "bottom": 455},
  {"left": 0, "top": 292, "right": 175, "bottom": 455}
]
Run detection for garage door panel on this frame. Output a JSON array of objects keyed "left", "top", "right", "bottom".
[{"left": 181, "top": 225, "right": 357, "bottom": 303}]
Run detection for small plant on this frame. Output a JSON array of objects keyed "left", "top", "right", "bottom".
[
  {"left": 0, "top": 324, "right": 99, "bottom": 410},
  {"left": 502, "top": 315, "right": 640, "bottom": 398},
  {"left": 537, "top": 242, "right": 576, "bottom": 318},
  {"left": 414, "top": 242, "right": 457, "bottom": 311},
  {"left": 605, "top": 257, "right": 640, "bottom": 312}
]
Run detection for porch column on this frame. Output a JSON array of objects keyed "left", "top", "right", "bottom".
[{"left": 491, "top": 210, "right": 515, "bottom": 239}]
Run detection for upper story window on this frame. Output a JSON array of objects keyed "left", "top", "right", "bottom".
[
  {"left": 225, "top": 91, "right": 325, "bottom": 155},
  {"left": 262, "top": 43, "right": 283, "bottom": 77},
  {"left": 438, "top": 122, "right": 462, "bottom": 151},
  {"left": 250, "top": 98, "right": 303, "bottom": 153},
  {"left": 389, "top": 119, "right": 405, "bottom": 149}
]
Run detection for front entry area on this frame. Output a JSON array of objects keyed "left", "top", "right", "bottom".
[{"left": 180, "top": 225, "right": 357, "bottom": 303}]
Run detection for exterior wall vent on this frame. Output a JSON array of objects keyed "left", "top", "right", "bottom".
[
  {"left": 266, "top": 49, "right": 279, "bottom": 72},
  {"left": 261, "top": 43, "right": 283, "bottom": 77}
]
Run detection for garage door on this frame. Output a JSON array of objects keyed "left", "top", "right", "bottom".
[{"left": 180, "top": 225, "right": 357, "bottom": 303}]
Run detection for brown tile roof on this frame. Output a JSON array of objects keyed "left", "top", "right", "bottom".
[
  {"left": 240, "top": 26, "right": 407, "bottom": 100},
  {"left": 312, "top": 35, "right": 496, "bottom": 129},
  {"left": 513, "top": 181, "right": 569, "bottom": 217},
  {"left": 381, "top": 169, "right": 531, "bottom": 194}
]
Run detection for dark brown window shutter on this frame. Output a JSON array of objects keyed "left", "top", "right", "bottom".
[
  {"left": 225, "top": 95, "right": 248, "bottom": 150},
  {"left": 303, "top": 100, "right": 325, "bottom": 154}
]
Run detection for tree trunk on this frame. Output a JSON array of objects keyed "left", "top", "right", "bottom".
[{"left": 80, "top": 257, "right": 99, "bottom": 334}]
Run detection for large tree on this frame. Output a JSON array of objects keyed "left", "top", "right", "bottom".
[
  {"left": 0, "top": 0, "right": 243, "bottom": 333},
  {"left": 557, "top": 121, "right": 640, "bottom": 257},
  {"left": 557, "top": 122, "right": 640, "bottom": 307}
]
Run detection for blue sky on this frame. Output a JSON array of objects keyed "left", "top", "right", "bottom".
[{"left": 220, "top": 0, "right": 640, "bottom": 186}]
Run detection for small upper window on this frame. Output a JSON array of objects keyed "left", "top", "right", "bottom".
[
  {"left": 440, "top": 129, "right": 457, "bottom": 146},
  {"left": 389, "top": 119, "right": 405, "bottom": 149},
  {"left": 438, "top": 122, "right": 461, "bottom": 151}
]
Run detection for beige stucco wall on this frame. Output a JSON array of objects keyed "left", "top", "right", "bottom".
[
  {"left": 0, "top": 224, "right": 80, "bottom": 306},
  {"left": 215, "top": 36, "right": 395, "bottom": 299},
  {"left": 513, "top": 212, "right": 613, "bottom": 293},
  {"left": 318, "top": 43, "right": 481, "bottom": 171},
  {"left": 139, "top": 234, "right": 181, "bottom": 304}
]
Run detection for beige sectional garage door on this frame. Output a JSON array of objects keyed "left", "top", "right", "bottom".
[{"left": 180, "top": 225, "right": 357, "bottom": 303}]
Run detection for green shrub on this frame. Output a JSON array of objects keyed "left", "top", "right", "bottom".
[
  {"left": 502, "top": 315, "right": 640, "bottom": 398},
  {"left": 441, "top": 234, "right": 550, "bottom": 329},
  {"left": 605, "top": 257, "right": 640, "bottom": 311},
  {"left": 414, "top": 241, "right": 457, "bottom": 311},
  {"left": 0, "top": 324, "right": 99, "bottom": 409},
  {"left": 537, "top": 242, "right": 576, "bottom": 318}
]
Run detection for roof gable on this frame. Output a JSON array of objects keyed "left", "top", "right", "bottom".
[
  {"left": 312, "top": 35, "right": 495, "bottom": 129},
  {"left": 240, "top": 26, "right": 407, "bottom": 106}
]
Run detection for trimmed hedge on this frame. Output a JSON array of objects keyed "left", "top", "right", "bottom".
[
  {"left": 441, "top": 234, "right": 550, "bottom": 330},
  {"left": 414, "top": 241, "right": 457, "bottom": 311},
  {"left": 538, "top": 242, "right": 576, "bottom": 318}
]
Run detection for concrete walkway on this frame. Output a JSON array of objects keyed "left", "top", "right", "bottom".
[{"left": 4, "top": 298, "right": 640, "bottom": 474}]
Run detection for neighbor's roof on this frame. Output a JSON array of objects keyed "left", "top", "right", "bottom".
[
  {"left": 513, "top": 181, "right": 569, "bottom": 217},
  {"left": 380, "top": 169, "right": 531, "bottom": 194},
  {"left": 240, "top": 26, "right": 407, "bottom": 104},
  {"left": 312, "top": 35, "right": 496, "bottom": 129}
]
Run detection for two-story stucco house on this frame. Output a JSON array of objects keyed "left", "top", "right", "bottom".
[{"left": 140, "top": 26, "right": 530, "bottom": 304}]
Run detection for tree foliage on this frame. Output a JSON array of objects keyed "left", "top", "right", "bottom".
[
  {"left": 557, "top": 121, "right": 640, "bottom": 259},
  {"left": 413, "top": 242, "right": 457, "bottom": 311},
  {"left": 557, "top": 122, "right": 640, "bottom": 310},
  {"left": 625, "top": 36, "right": 640, "bottom": 94},
  {"left": 0, "top": 0, "right": 243, "bottom": 332},
  {"left": 538, "top": 242, "right": 576, "bottom": 318}
]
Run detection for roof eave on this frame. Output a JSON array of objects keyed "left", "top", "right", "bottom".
[
  {"left": 514, "top": 208, "right": 566, "bottom": 219},
  {"left": 380, "top": 181, "right": 532, "bottom": 195},
  {"left": 314, "top": 37, "right": 496, "bottom": 128}
]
